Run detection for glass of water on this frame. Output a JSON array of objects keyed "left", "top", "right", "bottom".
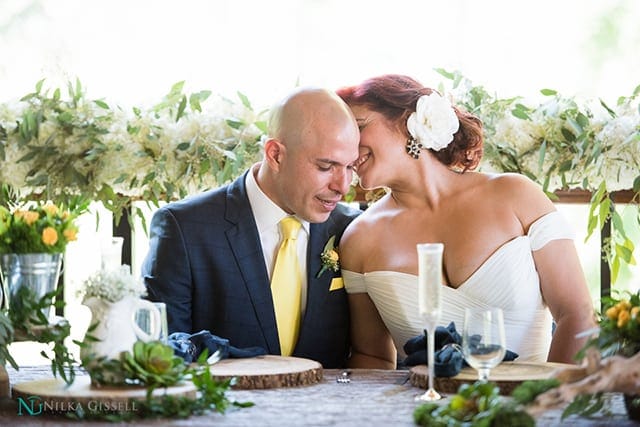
[{"left": 462, "top": 307, "right": 506, "bottom": 382}]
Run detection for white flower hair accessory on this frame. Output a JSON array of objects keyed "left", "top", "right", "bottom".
[{"left": 406, "top": 92, "right": 460, "bottom": 157}]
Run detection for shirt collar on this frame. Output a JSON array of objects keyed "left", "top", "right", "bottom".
[{"left": 245, "top": 164, "right": 310, "bottom": 236}]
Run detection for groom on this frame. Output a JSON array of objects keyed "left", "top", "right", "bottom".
[{"left": 141, "top": 87, "right": 360, "bottom": 368}]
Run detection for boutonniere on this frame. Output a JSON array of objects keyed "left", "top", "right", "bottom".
[{"left": 316, "top": 235, "right": 340, "bottom": 278}]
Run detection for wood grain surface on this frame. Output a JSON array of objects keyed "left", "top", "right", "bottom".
[
  {"left": 410, "top": 361, "right": 571, "bottom": 395},
  {"left": 12, "top": 376, "right": 196, "bottom": 406},
  {"left": 208, "top": 355, "right": 323, "bottom": 389}
]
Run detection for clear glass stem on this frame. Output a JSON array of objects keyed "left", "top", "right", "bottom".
[
  {"left": 477, "top": 368, "right": 490, "bottom": 382},
  {"left": 427, "top": 327, "right": 436, "bottom": 391},
  {"left": 415, "top": 326, "right": 441, "bottom": 401}
]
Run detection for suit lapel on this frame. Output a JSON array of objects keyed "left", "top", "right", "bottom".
[
  {"left": 224, "top": 173, "right": 280, "bottom": 354},
  {"left": 303, "top": 218, "right": 335, "bottom": 323}
]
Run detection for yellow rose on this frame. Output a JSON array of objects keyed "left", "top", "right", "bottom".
[
  {"left": 605, "top": 306, "right": 619, "bottom": 320},
  {"left": 617, "top": 310, "right": 630, "bottom": 328},
  {"left": 43, "top": 203, "right": 58, "bottom": 216},
  {"left": 42, "top": 227, "right": 59, "bottom": 246},
  {"left": 16, "top": 210, "right": 40, "bottom": 225},
  {"left": 63, "top": 228, "right": 78, "bottom": 242},
  {"left": 328, "top": 249, "right": 339, "bottom": 263},
  {"left": 616, "top": 300, "right": 631, "bottom": 311}
]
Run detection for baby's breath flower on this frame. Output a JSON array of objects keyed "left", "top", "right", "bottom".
[{"left": 80, "top": 265, "right": 147, "bottom": 303}]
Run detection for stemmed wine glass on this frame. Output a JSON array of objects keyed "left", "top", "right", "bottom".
[
  {"left": 415, "top": 243, "right": 444, "bottom": 401},
  {"left": 462, "top": 307, "right": 506, "bottom": 382}
]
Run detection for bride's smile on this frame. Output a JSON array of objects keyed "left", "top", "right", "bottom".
[{"left": 354, "top": 149, "right": 371, "bottom": 171}]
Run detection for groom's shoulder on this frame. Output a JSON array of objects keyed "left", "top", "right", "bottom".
[
  {"left": 329, "top": 202, "right": 362, "bottom": 229},
  {"left": 158, "top": 184, "right": 234, "bottom": 221}
]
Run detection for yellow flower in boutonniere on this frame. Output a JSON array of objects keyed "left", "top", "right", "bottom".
[{"left": 316, "top": 235, "right": 340, "bottom": 278}]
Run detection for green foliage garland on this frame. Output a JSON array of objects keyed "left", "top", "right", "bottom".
[{"left": 1, "top": 74, "right": 639, "bottom": 280}]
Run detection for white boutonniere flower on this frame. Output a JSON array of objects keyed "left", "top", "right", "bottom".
[
  {"left": 406, "top": 92, "right": 459, "bottom": 151},
  {"left": 316, "top": 235, "right": 340, "bottom": 278}
]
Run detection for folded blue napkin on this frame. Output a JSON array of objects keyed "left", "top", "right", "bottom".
[
  {"left": 168, "top": 330, "right": 267, "bottom": 363},
  {"left": 402, "top": 322, "right": 519, "bottom": 377}
]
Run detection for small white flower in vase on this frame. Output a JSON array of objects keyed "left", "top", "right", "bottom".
[{"left": 78, "top": 266, "right": 161, "bottom": 370}]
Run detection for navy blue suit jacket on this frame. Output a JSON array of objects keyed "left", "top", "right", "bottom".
[{"left": 142, "top": 171, "right": 360, "bottom": 368}]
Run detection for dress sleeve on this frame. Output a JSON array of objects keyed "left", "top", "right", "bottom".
[
  {"left": 341, "top": 270, "right": 367, "bottom": 294},
  {"left": 528, "top": 211, "right": 575, "bottom": 251}
]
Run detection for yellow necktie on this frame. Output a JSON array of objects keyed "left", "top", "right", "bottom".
[{"left": 271, "top": 216, "right": 302, "bottom": 356}]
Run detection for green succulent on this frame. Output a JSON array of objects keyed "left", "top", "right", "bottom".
[{"left": 121, "top": 340, "right": 187, "bottom": 387}]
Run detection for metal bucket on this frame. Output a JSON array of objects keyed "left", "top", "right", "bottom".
[{"left": 0, "top": 253, "right": 63, "bottom": 320}]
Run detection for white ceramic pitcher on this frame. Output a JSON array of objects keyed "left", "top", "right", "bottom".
[{"left": 81, "top": 295, "right": 161, "bottom": 360}]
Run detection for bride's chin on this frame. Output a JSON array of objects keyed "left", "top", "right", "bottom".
[{"left": 358, "top": 175, "right": 375, "bottom": 191}]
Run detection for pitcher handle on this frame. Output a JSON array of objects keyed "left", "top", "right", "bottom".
[{"left": 132, "top": 299, "right": 161, "bottom": 342}]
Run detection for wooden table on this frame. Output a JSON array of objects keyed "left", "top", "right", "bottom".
[{"left": 0, "top": 366, "right": 636, "bottom": 426}]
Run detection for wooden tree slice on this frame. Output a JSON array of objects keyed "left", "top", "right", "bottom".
[
  {"left": 12, "top": 376, "right": 196, "bottom": 408},
  {"left": 209, "top": 355, "right": 323, "bottom": 389},
  {"left": 410, "top": 362, "right": 570, "bottom": 395}
]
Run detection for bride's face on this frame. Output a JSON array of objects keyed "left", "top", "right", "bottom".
[{"left": 350, "top": 105, "right": 406, "bottom": 190}]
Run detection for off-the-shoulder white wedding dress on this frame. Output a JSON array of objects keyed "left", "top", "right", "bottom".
[{"left": 343, "top": 211, "right": 574, "bottom": 362}]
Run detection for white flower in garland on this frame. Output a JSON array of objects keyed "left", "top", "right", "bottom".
[
  {"left": 596, "top": 115, "right": 640, "bottom": 191},
  {"left": 406, "top": 92, "right": 459, "bottom": 151},
  {"left": 493, "top": 114, "right": 538, "bottom": 154}
]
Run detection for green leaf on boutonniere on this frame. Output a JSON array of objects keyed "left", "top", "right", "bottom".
[{"left": 316, "top": 235, "right": 339, "bottom": 278}]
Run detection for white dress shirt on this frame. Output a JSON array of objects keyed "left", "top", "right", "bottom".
[{"left": 245, "top": 165, "right": 310, "bottom": 313}]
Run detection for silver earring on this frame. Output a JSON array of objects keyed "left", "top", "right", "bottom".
[{"left": 406, "top": 137, "right": 423, "bottom": 159}]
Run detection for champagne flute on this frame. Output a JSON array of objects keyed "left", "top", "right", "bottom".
[
  {"left": 415, "top": 243, "right": 444, "bottom": 401},
  {"left": 462, "top": 307, "right": 506, "bottom": 382}
]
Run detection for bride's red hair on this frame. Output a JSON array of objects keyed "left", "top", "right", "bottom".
[{"left": 337, "top": 74, "right": 484, "bottom": 172}]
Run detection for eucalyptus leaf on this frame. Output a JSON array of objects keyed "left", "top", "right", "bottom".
[{"left": 237, "top": 91, "right": 252, "bottom": 109}]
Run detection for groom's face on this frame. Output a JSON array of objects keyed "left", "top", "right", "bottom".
[{"left": 276, "top": 119, "right": 359, "bottom": 223}]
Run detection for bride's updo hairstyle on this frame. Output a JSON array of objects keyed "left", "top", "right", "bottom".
[{"left": 337, "top": 74, "right": 484, "bottom": 172}]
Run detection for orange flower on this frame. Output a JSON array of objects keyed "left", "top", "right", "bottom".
[
  {"left": 16, "top": 210, "right": 40, "bottom": 225},
  {"left": 63, "top": 228, "right": 78, "bottom": 242},
  {"left": 43, "top": 203, "right": 58, "bottom": 216},
  {"left": 605, "top": 306, "right": 619, "bottom": 320},
  {"left": 617, "top": 310, "right": 631, "bottom": 328},
  {"left": 42, "top": 227, "right": 59, "bottom": 246}
]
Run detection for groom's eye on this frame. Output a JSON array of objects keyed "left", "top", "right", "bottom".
[{"left": 316, "top": 159, "right": 339, "bottom": 172}]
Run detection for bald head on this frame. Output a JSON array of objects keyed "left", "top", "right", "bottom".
[
  {"left": 257, "top": 87, "right": 360, "bottom": 223},
  {"left": 268, "top": 87, "right": 357, "bottom": 151}
]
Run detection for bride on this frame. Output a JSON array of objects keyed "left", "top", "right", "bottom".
[{"left": 337, "top": 74, "right": 596, "bottom": 369}]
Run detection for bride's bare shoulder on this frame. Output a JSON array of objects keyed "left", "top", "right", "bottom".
[
  {"left": 484, "top": 172, "right": 546, "bottom": 197},
  {"left": 483, "top": 172, "right": 555, "bottom": 223},
  {"left": 340, "top": 201, "right": 391, "bottom": 252}
]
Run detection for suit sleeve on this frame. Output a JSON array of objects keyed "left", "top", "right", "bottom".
[{"left": 141, "top": 207, "right": 193, "bottom": 333}]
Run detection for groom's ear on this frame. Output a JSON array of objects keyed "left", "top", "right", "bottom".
[{"left": 264, "top": 138, "right": 285, "bottom": 171}]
